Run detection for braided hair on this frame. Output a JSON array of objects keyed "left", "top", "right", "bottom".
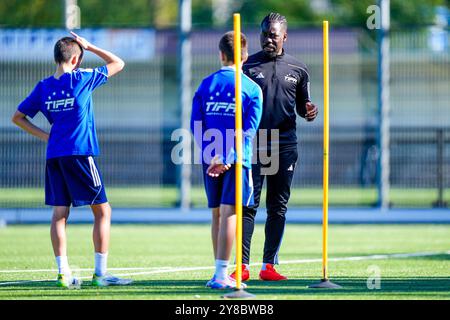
[{"left": 261, "top": 12, "right": 287, "bottom": 30}]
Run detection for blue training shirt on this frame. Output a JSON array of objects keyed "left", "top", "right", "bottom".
[
  {"left": 190, "top": 66, "right": 263, "bottom": 168},
  {"left": 17, "top": 66, "right": 108, "bottom": 159}
]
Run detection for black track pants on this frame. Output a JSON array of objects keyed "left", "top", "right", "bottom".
[{"left": 242, "top": 147, "right": 298, "bottom": 265}]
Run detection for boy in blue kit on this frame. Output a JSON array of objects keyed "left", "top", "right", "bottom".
[
  {"left": 11, "top": 32, "right": 132, "bottom": 288},
  {"left": 190, "top": 31, "right": 263, "bottom": 290}
]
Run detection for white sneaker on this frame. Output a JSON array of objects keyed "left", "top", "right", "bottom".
[
  {"left": 56, "top": 273, "right": 82, "bottom": 289},
  {"left": 92, "top": 273, "right": 133, "bottom": 287},
  {"left": 207, "top": 275, "right": 247, "bottom": 290}
]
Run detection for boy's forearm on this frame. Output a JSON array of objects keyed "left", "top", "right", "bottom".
[
  {"left": 87, "top": 44, "right": 125, "bottom": 77},
  {"left": 88, "top": 44, "right": 122, "bottom": 65},
  {"left": 70, "top": 32, "right": 124, "bottom": 77},
  {"left": 13, "top": 116, "right": 49, "bottom": 142}
]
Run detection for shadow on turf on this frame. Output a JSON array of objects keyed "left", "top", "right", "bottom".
[
  {"left": 413, "top": 254, "right": 450, "bottom": 261},
  {"left": 1, "top": 277, "right": 450, "bottom": 298}
]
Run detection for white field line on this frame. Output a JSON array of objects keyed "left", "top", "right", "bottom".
[
  {"left": 277, "top": 250, "right": 450, "bottom": 265},
  {"left": 0, "top": 267, "right": 172, "bottom": 274},
  {"left": 0, "top": 278, "right": 56, "bottom": 286},
  {"left": 0, "top": 250, "right": 449, "bottom": 286}
]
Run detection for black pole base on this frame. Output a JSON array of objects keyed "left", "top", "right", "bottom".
[
  {"left": 222, "top": 288, "right": 255, "bottom": 299},
  {"left": 308, "top": 279, "right": 342, "bottom": 289}
]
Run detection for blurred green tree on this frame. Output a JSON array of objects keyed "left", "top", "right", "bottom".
[
  {"left": 330, "top": 0, "right": 445, "bottom": 28},
  {"left": 0, "top": 0, "right": 63, "bottom": 27},
  {"left": 0, "top": 0, "right": 447, "bottom": 28}
]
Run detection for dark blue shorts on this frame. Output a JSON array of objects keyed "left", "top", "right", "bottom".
[
  {"left": 202, "top": 164, "right": 254, "bottom": 208},
  {"left": 45, "top": 156, "right": 108, "bottom": 207}
]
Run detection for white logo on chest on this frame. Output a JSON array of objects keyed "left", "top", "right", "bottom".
[
  {"left": 206, "top": 102, "right": 235, "bottom": 114},
  {"left": 284, "top": 74, "right": 297, "bottom": 84},
  {"left": 45, "top": 91, "right": 75, "bottom": 112},
  {"left": 45, "top": 98, "right": 75, "bottom": 111}
]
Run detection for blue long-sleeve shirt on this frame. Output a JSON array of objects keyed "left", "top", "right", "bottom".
[{"left": 190, "top": 66, "right": 263, "bottom": 169}]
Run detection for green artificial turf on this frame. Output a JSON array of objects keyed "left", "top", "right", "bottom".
[
  {"left": 0, "top": 187, "right": 449, "bottom": 208},
  {"left": 0, "top": 224, "right": 449, "bottom": 299}
]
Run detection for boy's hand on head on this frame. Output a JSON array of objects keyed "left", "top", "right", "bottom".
[
  {"left": 70, "top": 31, "right": 124, "bottom": 77},
  {"left": 70, "top": 31, "right": 91, "bottom": 50}
]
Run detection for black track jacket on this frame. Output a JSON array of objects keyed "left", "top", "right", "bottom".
[{"left": 243, "top": 50, "right": 311, "bottom": 149}]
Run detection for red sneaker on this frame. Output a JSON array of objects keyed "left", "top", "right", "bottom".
[
  {"left": 259, "top": 264, "right": 287, "bottom": 281},
  {"left": 229, "top": 265, "right": 250, "bottom": 282}
]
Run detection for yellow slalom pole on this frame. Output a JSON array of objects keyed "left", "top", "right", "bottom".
[
  {"left": 322, "top": 20, "right": 329, "bottom": 281},
  {"left": 233, "top": 13, "right": 243, "bottom": 291},
  {"left": 309, "top": 21, "right": 340, "bottom": 289},
  {"left": 224, "top": 13, "right": 254, "bottom": 299}
]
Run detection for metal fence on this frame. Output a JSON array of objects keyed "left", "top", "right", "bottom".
[{"left": 0, "top": 27, "right": 449, "bottom": 208}]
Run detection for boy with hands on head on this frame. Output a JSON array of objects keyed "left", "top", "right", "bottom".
[{"left": 12, "top": 32, "right": 131, "bottom": 288}]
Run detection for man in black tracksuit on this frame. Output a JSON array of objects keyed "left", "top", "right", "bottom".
[{"left": 231, "top": 13, "right": 318, "bottom": 281}]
